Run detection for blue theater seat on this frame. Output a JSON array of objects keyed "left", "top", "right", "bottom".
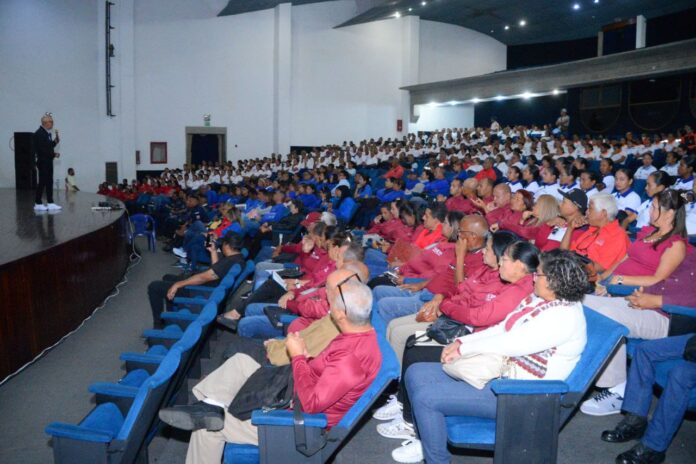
[
  {"left": 46, "top": 347, "right": 183, "bottom": 464},
  {"left": 444, "top": 307, "right": 628, "bottom": 464},
  {"left": 223, "top": 325, "right": 400, "bottom": 463}
]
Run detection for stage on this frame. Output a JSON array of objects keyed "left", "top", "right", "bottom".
[{"left": 0, "top": 189, "right": 130, "bottom": 380}]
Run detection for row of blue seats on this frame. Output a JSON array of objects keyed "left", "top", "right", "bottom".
[{"left": 44, "top": 259, "right": 253, "bottom": 463}]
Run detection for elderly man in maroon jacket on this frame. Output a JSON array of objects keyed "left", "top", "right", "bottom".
[{"left": 159, "top": 278, "right": 381, "bottom": 464}]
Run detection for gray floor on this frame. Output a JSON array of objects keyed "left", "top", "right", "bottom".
[{"left": 1, "top": 239, "right": 695, "bottom": 464}]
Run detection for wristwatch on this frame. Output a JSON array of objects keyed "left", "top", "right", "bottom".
[{"left": 616, "top": 275, "right": 624, "bottom": 285}]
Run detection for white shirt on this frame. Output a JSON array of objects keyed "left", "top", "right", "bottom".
[
  {"left": 457, "top": 295, "right": 586, "bottom": 381},
  {"left": 601, "top": 175, "right": 615, "bottom": 194},
  {"left": 686, "top": 201, "right": 696, "bottom": 235},
  {"left": 673, "top": 177, "right": 694, "bottom": 192},
  {"left": 507, "top": 180, "right": 524, "bottom": 193},
  {"left": 634, "top": 165, "right": 657, "bottom": 181},
  {"left": 525, "top": 180, "right": 541, "bottom": 195},
  {"left": 635, "top": 198, "right": 653, "bottom": 229},
  {"left": 535, "top": 182, "right": 562, "bottom": 201},
  {"left": 584, "top": 187, "right": 600, "bottom": 200},
  {"left": 613, "top": 189, "right": 642, "bottom": 214},
  {"left": 661, "top": 163, "right": 679, "bottom": 177}
]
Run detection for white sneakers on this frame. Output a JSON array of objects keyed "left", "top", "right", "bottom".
[
  {"left": 373, "top": 394, "right": 403, "bottom": 421},
  {"left": 377, "top": 417, "right": 416, "bottom": 440},
  {"left": 580, "top": 388, "right": 624, "bottom": 416},
  {"left": 173, "top": 247, "right": 188, "bottom": 258},
  {"left": 391, "top": 439, "right": 424, "bottom": 463},
  {"left": 34, "top": 203, "right": 62, "bottom": 211}
]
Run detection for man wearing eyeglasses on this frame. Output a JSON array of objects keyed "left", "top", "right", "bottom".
[
  {"left": 158, "top": 276, "right": 381, "bottom": 464},
  {"left": 33, "top": 113, "right": 62, "bottom": 211}
]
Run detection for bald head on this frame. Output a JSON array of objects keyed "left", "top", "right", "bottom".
[
  {"left": 460, "top": 215, "right": 489, "bottom": 249},
  {"left": 492, "top": 183, "right": 512, "bottom": 207}
]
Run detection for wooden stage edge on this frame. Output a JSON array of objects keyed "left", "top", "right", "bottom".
[{"left": 0, "top": 189, "right": 130, "bottom": 381}]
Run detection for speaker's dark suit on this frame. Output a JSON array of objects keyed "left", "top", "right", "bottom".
[{"left": 33, "top": 126, "right": 58, "bottom": 204}]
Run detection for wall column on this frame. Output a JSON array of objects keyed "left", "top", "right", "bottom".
[{"left": 274, "top": 3, "right": 292, "bottom": 156}]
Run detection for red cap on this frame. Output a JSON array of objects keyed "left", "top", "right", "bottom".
[{"left": 300, "top": 212, "right": 321, "bottom": 228}]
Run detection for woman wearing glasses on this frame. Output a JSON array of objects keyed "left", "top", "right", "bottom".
[{"left": 392, "top": 250, "right": 590, "bottom": 464}]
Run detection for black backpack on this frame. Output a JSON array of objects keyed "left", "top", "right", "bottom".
[{"left": 228, "top": 364, "right": 294, "bottom": 420}]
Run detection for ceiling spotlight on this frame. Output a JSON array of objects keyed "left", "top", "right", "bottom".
[
  {"left": 421, "top": 1, "right": 427, "bottom": 6},
  {"left": 471, "top": 97, "right": 480, "bottom": 104},
  {"left": 519, "top": 19, "right": 526, "bottom": 27},
  {"left": 573, "top": 3, "right": 581, "bottom": 10},
  {"left": 594, "top": 0, "right": 599, "bottom": 3},
  {"left": 448, "top": 100, "right": 458, "bottom": 106},
  {"left": 490, "top": 29, "right": 494, "bottom": 33},
  {"left": 394, "top": 11, "right": 401, "bottom": 18},
  {"left": 429, "top": 101, "right": 438, "bottom": 107},
  {"left": 495, "top": 95, "right": 504, "bottom": 101},
  {"left": 408, "top": 7, "right": 413, "bottom": 11},
  {"left": 522, "top": 91, "right": 533, "bottom": 99},
  {"left": 552, "top": 88, "right": 560, "bottom": 95},
  {"left": 504, "top": 25, "right": 510, "bottom": 30}
]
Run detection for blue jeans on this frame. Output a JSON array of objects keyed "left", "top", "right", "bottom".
[
  {"left": 237, "top": 303, "right": 283, "bottom": 339},
  {"left": 364, "top": 248, "right": 389, "bottom": 278},
  {"left": 622, "top": 335, "right": 696, "bottom": 452},
  {"left": 406, "top": 362, "right": 498, "bottom": 464},
  {"left": 372, "top": 285, "right": 424, "bottom": 324},
  {"left": 254, "top": 246, "right": 275, "bottom": 264},
  {"left": 253, "top": 261, "right": 284, "bottom": 290}
]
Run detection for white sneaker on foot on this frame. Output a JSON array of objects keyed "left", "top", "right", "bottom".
[
  {"left": 373, "top": 394, "right": 403, "bottom": 421},
  {"left": 391, "top": 439, "right": 423, "bottom": 463},
  {"left": 173, "top": 247, "right": 187, "bottom": 258},
  {"left": 580, "top": 389, "right": 623, "bottom": 416},
  {"left": 34, "top": 203, "right": 48, "bottom": 211},
  {"left": 46, "top": 203, "right": 62, "bottom": 210},
  {"left": 377, "top": 417, "right": 415, "bottom": 440}
]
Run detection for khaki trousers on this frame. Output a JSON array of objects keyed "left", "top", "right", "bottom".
[
  {"left": 387, "top": 313, "right": 430, "bottom": 365},
  {"left": 584, "top": 294, "right": 670, "bottom": 387},
  {"left": 186, "top": 354, "right": 261, "bottom": 464}
]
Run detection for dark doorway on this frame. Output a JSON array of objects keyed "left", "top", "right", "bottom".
[
  {"left": 191, "top": 134, "right": 220, "bottom": 166},
  {"left": 14, "top": 132, "right": 36, "bottom": 190}
]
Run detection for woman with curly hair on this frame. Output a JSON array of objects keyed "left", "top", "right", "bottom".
[{"left": 392, "top": 249, "right": 590, "bottom": 464}]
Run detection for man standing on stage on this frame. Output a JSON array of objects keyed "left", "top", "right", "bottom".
[{"left": 34, "top": 113, "right": 62, "bottom": 211}]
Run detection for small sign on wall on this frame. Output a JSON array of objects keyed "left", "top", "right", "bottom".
[{"left": 397, "top": 119, "right": 403, "bottom": 132}]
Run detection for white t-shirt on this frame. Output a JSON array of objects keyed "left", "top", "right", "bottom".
[
  {"left": 613, "top": 189, "right": 642, "bottom": 214},
  {"left": 601, "top": 175, "right": 615, "bottom": 194},
  {"left": 673, "top": 177, "right": 694, "bottom": 192},
  {"left": 661, "top": 163, "right": 679, "bottom": 177},
  {"left": 634, "top": 165, "right": 657, "bottom": 181},
  {"left": 686, "top": 201, "right": 696, "bottom": 235},
  {"left": 635, "top": 198, "right": 653, "bottom": 229}
]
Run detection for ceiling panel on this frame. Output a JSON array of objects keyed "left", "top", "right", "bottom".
[{"left": 219, "top": 1, "right": 696, "bottom": 46}]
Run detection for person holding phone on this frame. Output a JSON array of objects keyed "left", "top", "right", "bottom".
[{"left": 147, "top": 233, "right": 245, "bottom": 328}]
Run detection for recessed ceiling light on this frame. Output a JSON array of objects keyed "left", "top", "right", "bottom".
[
  {"left": 519, "top": 19, "right": 526, "bottom": 27},
  {"left": 429, "top": 101, "right": 438, "bottom": 107},
  {"left": 573, "top": 3, "right": 581, "bottom": 10},
  {"left": 421, "top": 1, "right": 427, "bottom": 6},
  {"left": 408, "top": 7, "right": 413, "bottom": 11},
  {"left": 490, "top": 29, "right": 494, "bottom": 33},
  {"left": 594, "top": 0, "right": 599, "bottom": 4},
  {"left": 504, "top": 25, "right": 510, "bottom": 30},
  {"left": 448, "top": 100, "right": 458, "bottom": 106},
  {"left": 495, "top": 95, "right": 504, "bottom": 101},
  {"left": 471, "top": 97, "right": 480, "bottom": 104},
  {"left": 522, "top": 91, "right": 533, "bottom": 99},
  {"left": 552, "top": 89, "right": 560, "bottom": 95},
  {"left": 394, "top": 11, "right": 401, "bottom": 18}
]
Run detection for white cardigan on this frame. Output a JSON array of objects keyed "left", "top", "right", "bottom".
[{"left": 456, "top": 294, "right": 587, "bottom": 381}]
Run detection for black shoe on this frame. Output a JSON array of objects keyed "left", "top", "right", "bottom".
[
  {"left": 602, "top": 414, "right": 648, "bottom": 443},
  {"left": 159, "top": 401, "right": 224, "bottom": 431},
  {"left": 216, "top": 315, "right": 239, "bottom": 332},
  {"left": 615, "top": 443, "right": 665, "bottom": 464},
  {"left": 240, "top": 290, "right": 252, "bottom": 300}
]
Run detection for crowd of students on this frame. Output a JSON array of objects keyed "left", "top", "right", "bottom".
[{"left": 132, "top": 122, "right": 696, "bottom": 464}]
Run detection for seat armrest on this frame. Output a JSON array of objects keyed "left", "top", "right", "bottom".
[
  {"left": 490, "top": 379, "right": 569, "bottom": 395},
  {"left": 251, "top": 409, "right": 328, "bottom": 428},
  {"left": 119, "top": 353, "right": 165, "bottom": 364},
  {"left": 172, "top": 296, "right": 207, "bottom": 306},
  {"left": 184, "top": 285, "right": 215, "bottom": 293},
  {"left": 88, "top": 382, "right": 139, "bottom": 398},
  {"left": 663, "top": 304, "right": 696, "bottom": 317},
  {"left": 45, "top": 423, "right": 114, "bottom": 443}
]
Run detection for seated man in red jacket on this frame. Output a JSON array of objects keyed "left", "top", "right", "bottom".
[{"left": 158, "top": 278, "right": 381, "bottom": 464}]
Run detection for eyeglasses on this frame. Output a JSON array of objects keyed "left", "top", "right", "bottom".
[
  {"left": 533, "top": 272, "right": 546, "bottom": 278},
  {"left": 336, "top": 273, "right": 362, "bottom": 309}
]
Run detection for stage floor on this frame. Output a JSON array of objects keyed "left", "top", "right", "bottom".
[{"left": 0, "top": 188, "right": 125, "bottom": 266}]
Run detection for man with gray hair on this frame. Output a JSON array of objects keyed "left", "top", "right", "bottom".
[
  {"left": 560, "top": 192, "right": 630, "bottom": 276},
  {"left": 159, "top": 278, "right": 381, "bottom": 464},
  {"left": 34, "top": 113, "right": 62, "bottom": 211}
]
